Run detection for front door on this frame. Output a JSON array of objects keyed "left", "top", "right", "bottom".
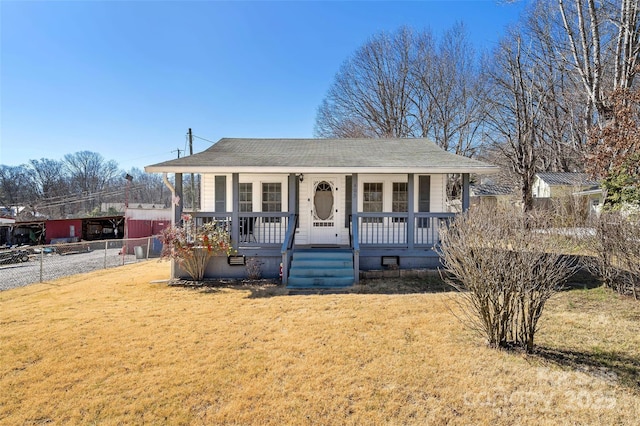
[{"left": 309, "top": 177, "right": 338, "bottom": 245}]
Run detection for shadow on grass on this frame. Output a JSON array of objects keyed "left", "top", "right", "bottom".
[
  {"left": 169, "top": 274, "right": 453, "bottom": 298},
  {"left": 168, "top": 268, "right": 604, "bottom": 298},
  {"left": 561, "top": 268, "right": 602, "bottom": 290},
  {"left": 354, "top": 275, "right": 451, "bottom": 294},
  {"left": 170, "top": 279, "right": 287, "bottom": 298},
  {"left": 534, "top": 345, "right": 640, "bottom": 391}
]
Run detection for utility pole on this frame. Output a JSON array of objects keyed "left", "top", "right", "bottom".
[{"left": 188, "top": 128, "right": 196, "bottom": 211}]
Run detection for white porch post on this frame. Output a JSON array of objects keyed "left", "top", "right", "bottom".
[{"left": 462, "top": 173, "right": 470, "bottom": 212}]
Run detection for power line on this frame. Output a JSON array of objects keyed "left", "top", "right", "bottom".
[
  {"left": 31, "top": 186, "right": 150, "bottom": 210},
  {"left": 24, "top": 181, "right": 161, "bottom": 210},
  {"left": 193, "top": 134, "right": 217, "bottom": 144}
]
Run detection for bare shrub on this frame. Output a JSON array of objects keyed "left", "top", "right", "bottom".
[
  {"left": 245, "top": 258, "right": 263, "bottom": 280},
  {"left": 550, "top": 192, "right": 591, "bottom": 228},
  {"left": 437, "top": 204, "right": 576, "bottom": 352},
  {"left": 587, "top": 212, "right": 640, "bottom": 299},
  {"left": 159, "top": 214, "right": 233, "bottom": 281}
]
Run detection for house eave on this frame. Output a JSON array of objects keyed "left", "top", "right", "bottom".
[{"left": 144, "top": 165, "right": 501, "bottom": 175}]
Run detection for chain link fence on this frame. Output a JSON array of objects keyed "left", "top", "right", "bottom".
[{"left": 0, "top": 236, "right": 163, "bottom": 291}]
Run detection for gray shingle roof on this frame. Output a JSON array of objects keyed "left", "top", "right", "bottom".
[
  {"left": 145, "top": 138, "right": 499, "bottom": 174},
  {"left": 536, "top": 172, "right": 599, "bottom": 187},
  {"left": 470, "top": 183, "right": 516, "bottom": 197}
]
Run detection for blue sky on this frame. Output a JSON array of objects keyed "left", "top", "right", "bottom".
[{"left": 1, "top": 0, "right": 526, "bottom": 172}]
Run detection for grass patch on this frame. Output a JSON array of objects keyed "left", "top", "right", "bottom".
[{"left": 1, "top": 261, "right": 639, "bottom": 424}]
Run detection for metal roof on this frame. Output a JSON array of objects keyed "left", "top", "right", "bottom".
[
  {"left": 535, "top": 172, "right": 599, "bottom": 187},
  {"left": 145, "top": 138, "right": 499, "bottom": 174}
]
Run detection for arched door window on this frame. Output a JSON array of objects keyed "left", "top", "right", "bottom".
[{"left": 313, "top": 181, "right": 334, "bottom": 222}]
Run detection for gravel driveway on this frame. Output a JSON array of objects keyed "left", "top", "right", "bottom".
[{"left": 0, "top": 248, "right": 144, "bottom": 291}]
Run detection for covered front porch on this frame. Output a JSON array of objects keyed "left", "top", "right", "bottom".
[{"left": 170, "top": 172, "right": 469, "bottom": 286}]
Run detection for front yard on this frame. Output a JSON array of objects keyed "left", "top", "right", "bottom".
[{"left": 1, "top": 261, "right": 639, "bottom": 424}]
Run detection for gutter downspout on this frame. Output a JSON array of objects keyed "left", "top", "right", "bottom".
[
  {"left": 162, "top": 173, "right": 176, "bottom": 226},
  {"left": 162, "top": 173, "right": 177, "bottom": 279}
]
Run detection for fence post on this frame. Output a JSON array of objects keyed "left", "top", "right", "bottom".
[
  {"left": 40, "top": 248, "right": 44, "bottom": 283},
  {"left": 104, "top": 240, "right": 108, "bottom": 269},
  {"left": 146, "top": 237, "right": 151, "bottom": 260}
]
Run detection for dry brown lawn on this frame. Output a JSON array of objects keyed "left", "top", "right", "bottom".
[{"left": 1, "top": 261, "right": 639, "bottom": 425}]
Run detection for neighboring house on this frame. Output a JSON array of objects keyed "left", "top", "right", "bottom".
[
  {"left": 532, "top": 172, "right": 603, "bottom": 215},
  {"left": 145, "top": 138, "right": 498, "bottom": 288},
  {"left": 532, "top": 172, "right": 599, "bottom": 198},
  {"left": 470, "top": 182, "right": 517, "bottom": 209}
]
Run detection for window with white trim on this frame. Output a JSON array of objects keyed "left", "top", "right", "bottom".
[
  {"left": 363, "top": 182, "right": 383, "bottom": 223},
  {"left": 392, "top": 182, "right": 408, "bottom": 222},
  {"left": 239, "top": 183, "right": 252, "bottom": 212},
  {"left": 262, "top": 182, "right": 281, "bottom": 222}
]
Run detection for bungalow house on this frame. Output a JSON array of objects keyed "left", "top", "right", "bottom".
[
  {"left": 145, "top": 138, "right": 498, "bottom": 288},
  {"left": 470, "top": 180, "right": 517, "bottom": 209},
  {"left": 532, "top": 172, "right": 603, "bottom": 216}
]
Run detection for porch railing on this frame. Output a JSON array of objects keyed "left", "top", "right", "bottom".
[
  {"left": 354, "top": 212, "right": 455, "bottom": 247},
  {"left": 192, "top": 212, "right": 291, "bottom": 247},
  {"left": 280, "top": 213, "right": 298, "bottom": 285}
]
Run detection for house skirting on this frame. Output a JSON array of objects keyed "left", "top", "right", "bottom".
[{"left": 173, "top": 247, "right": 442, "bottom": 281}]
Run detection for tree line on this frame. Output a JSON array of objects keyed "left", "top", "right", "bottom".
[
  {"left": 0, "top": 151, "right": 177, "bottom": 220},
  {"left": 4, "top": 0, "right": 638, "bottom": 217},
  {"left": 315, "top": 0, "right": 640, "bottom": 211}
]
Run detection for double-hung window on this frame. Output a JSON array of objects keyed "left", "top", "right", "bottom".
[
  {"left": 262, "top": 183, "right": 281, "bottom": 223},
  {"left": 418, "top": 176, "right": 431, "bottom": 228},
  {"left": 392, "top": 182, "right": 408, "bottom": 222},
  {"left": 239, "top": 183, "right": 253, "bottom": 213},
  {"left": 239, "top": 183, "right": 254, "bottom": 239},
  {"left": 363, "top": 182, "right": 383, "bottom": 223}
]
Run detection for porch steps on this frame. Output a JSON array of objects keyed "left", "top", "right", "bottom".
[{"left": 287, "top": 249, "right": 355, "bottom": 289}]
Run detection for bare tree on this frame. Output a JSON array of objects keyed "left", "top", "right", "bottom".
[
  {"left": 484, "top": 32, "right": 551, "bottom": 212},
  {"left": 124, "top": 168, "right": 170, "bottom": 207},
  {"left": 315, "top": 25, "right": 486, "bottom": 157},
  {"left": 28, "top": 158, "right": 71, "bottom": 217},
  {"left": 526, "top": 2, "right": 591, "bottom": 172},
  {"left": 411, "top": 23, "right": 487, "bottom": 156},
  {"left": 0, "top": 165, "right": 36, "bottom": 216},
  {"left": 315, "top": 27, "right": 414, "bottom": 138},
  {"left": 63, "top": 151, "right": 119, "bottom": 214},
  {"left": 556, "top": 0, "right": 640, "bottom": 123}
]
